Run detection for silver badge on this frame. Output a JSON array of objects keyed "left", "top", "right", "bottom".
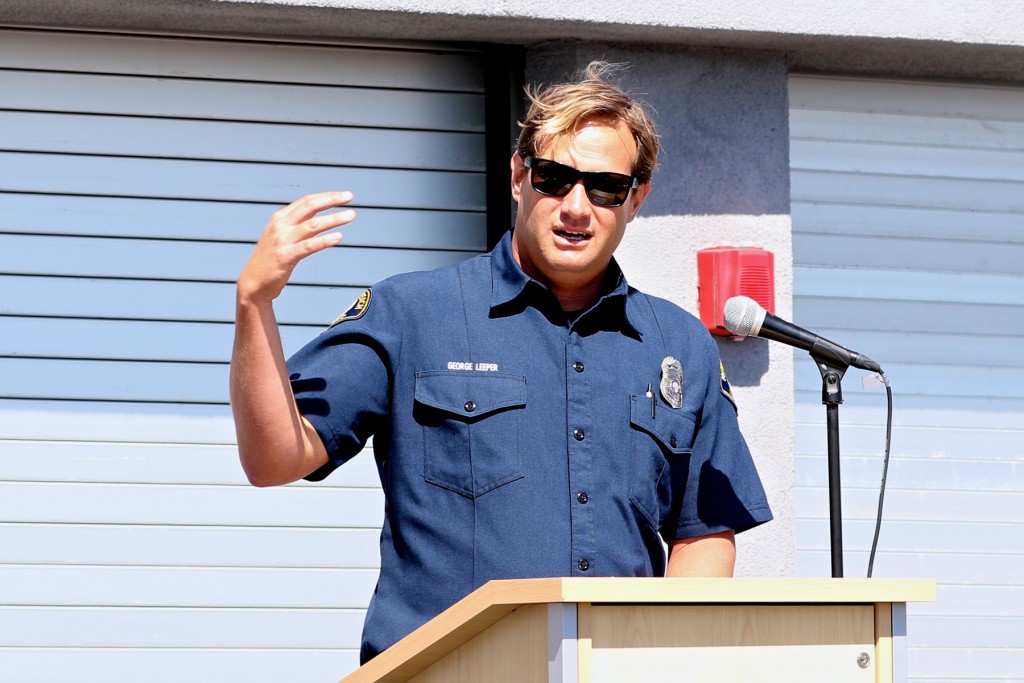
[{"left": 660, "top": 356, "right": 683, "bottom": 409}]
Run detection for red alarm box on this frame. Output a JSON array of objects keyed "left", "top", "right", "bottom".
[{"left": 697, "top": 246, "right": 775, "bottom": 336}]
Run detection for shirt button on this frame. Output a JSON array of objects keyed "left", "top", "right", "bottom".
[
  {"left": 573, "top": 429, "right": 585, "bottom": 441},
  {"left": 573, "top": 361, "right": 585, "bottom": 373},
  {"left": 577, "top": 492, "right": 589, "bottom": 504},
  {"left": 578, "top": 559, "right": 590, "bottom": 571},
  {"left": 670, "top": 436, "right": 678, "bottom": 448},
  {"left": 464, "top": 401, "right": 476, "bottom": 412}
]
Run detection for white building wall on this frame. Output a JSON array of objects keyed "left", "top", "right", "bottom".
[
  {"left": 790, "top": 74, "right": 1024, "bottom": 681},
  {"left": 0, "top": 29, "right": 487, "bottom": 682}
]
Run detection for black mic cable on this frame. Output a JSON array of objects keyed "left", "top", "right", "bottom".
[{"left": 867, "top": 374, "right": 892, "bottom": 579}]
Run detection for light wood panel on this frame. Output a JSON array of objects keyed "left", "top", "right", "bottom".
[
  {"left": 410, "top": 605, "right": 548, "bottom": 683},
  {"left": 589, "top": 604, "right": 875, "bottom": 683},
  {"left": 338, "top": 578, "right": 933, "bottom": 682},
  {"left": 875, "top": 603, "right": 894, "bottom": 683}
]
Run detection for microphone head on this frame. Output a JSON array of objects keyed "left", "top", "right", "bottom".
[{"left": 724, "top": 296, "right": 767, "bottom": 337}]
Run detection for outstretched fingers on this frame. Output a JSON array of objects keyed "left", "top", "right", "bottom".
[
  {"left": 275, "top": 191, "right": 355, "bottom": 250},
  {"left": 238, "top": 191, "right": 358, "bottom": 303}
]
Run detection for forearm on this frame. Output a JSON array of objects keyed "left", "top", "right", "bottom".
[
  {"left": 666, "top": 530, "right": 736, "bottom": 577},
  {"left": 228, "top": 192, "right": 356, "bottom": 486},
  {"left": 230, "top": 295, "right": 326, "bottom": 486}
]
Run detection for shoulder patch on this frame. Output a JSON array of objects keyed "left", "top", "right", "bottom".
[
  {"left": 719, "top": 360, "right": 737, "bottom": 411},
  {"left": 329, "top": 289, "right": 371, "bottom": 327}
]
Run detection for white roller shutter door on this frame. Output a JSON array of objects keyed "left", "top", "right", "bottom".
[
  {"left": 791, "top": 75, "right": 1024, "bottom": 680},
  {"left": 0, "top": 29, "right": 486, "bottom": 681}
]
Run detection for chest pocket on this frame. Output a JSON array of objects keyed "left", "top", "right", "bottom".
[
  {"left": 628, "top": 395, "right": 696, "bottom": 529},
  {"left": 414, "top": 371, "right": 527, "bottom": 499}
]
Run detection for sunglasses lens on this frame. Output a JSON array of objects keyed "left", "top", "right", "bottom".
[
  {"left": 586, "top": 176, "right": 632, "bottom": 206},
  {"left": 528, "top": 158, "right": 634, "bottom": 207},
  {"left": 530, "top": 159, "right": 576, "bottom": 197}
]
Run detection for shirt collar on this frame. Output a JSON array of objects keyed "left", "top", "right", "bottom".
[
  {"left": 489, "top": 231, "right": 533, "bottom": 309},
  {"left": 489, "top": 231, "right": 641, "bottom": 337}
]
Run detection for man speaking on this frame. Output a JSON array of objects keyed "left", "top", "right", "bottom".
[{"left": 230, "top": 62, "right": 772, "bottom": 664}]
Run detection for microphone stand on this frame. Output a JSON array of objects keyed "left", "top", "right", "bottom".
[{"left": 810, "top": 340, "right": 851, "bottom": 579}]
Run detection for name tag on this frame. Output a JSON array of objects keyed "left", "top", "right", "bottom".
[{"left": 447, "top": 361, "right": 500, "bottom": 372}]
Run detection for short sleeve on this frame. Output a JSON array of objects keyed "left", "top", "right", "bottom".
[
  {"left": 671, "top": 338, "right": 773, "bottom": 539},
  {"left": 286, "top": 285, "right": 400, "bottom": 481}
]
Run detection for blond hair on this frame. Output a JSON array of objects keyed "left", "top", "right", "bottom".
[{"left": 515, "top": 61, "right": 659, "bottom": 183}]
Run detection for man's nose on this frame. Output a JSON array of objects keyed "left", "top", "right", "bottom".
[{"left": 561, "top": 180, "right": 590, "bottom": 217}]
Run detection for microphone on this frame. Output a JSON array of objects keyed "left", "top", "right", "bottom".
[{"left": 723, "top": 296, "right": 882, "bottom": 373}]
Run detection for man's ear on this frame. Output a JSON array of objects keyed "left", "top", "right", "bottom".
[
  {"left": 627, "top": 182, "right": 651, "bottom": 222},
  {"left": 510, "top": 152, "right": 527, "bottom": 203}
]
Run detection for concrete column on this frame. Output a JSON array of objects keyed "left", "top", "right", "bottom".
[{"left": 526, "top": 42, "right": 796, "bottom": 577}]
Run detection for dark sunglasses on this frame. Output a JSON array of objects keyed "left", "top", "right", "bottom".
[{"left": 524, "top": 156, "right": 638, "bottom": 207}]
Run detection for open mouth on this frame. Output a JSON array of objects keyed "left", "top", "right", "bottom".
[{"left": 555, "top": 229, "right": 592, "bottom": 242}]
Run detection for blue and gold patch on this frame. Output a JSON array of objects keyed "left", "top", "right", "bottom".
[
  {"left": 720, "top": 360, "right": 737, "bottom": 410},
  {"left": 329, "top": 289, "right": 371, "bottom": 327}
]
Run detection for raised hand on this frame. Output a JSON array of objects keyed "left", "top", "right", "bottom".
[{"left": 237, "top": 191, "right": 357, "bottom": 304}]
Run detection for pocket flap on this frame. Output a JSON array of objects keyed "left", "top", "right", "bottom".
[
  {"left": 414, "top": 371, "right": 526, "bottom": 418},
  {"left": 629, "top": 395, "right": 696, "bottom": 454}
]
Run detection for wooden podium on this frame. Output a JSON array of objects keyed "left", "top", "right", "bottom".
[{"left": 340, "top": 578, "right": 935, "bottom": 683}]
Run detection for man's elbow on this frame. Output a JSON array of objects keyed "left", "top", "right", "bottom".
[
  {"left": 236, "top": 421, "right": 327, "bottom": 487},
  {"left": 244, "top": 469, "right": 285, "bottom": 488},
  {"left": 238, "top": 451, "right": 302, "bottom": 488}
]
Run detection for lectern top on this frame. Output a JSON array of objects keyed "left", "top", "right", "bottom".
[{"left": 341, "top": 577, "right": 935, "bottom": 683}]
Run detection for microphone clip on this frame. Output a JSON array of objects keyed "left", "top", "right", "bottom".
[{"left": 811, "top": 340, "right": 849, "bottom": 405}]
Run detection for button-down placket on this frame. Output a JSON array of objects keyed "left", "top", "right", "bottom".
[{"left": 565, "top": 322, "right": 594, "bottom": 574}]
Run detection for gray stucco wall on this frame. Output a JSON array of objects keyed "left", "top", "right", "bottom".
[
  {"left": 3, "top": 0, "right": 1023, "bottom": 83},
  {"left": 524, "top": 42, "right": 796, "bottom": 577}
]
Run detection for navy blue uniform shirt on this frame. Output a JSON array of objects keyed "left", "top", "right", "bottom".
[{"left": 288, "top": 231, "right": 772, "bottom": 663}]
